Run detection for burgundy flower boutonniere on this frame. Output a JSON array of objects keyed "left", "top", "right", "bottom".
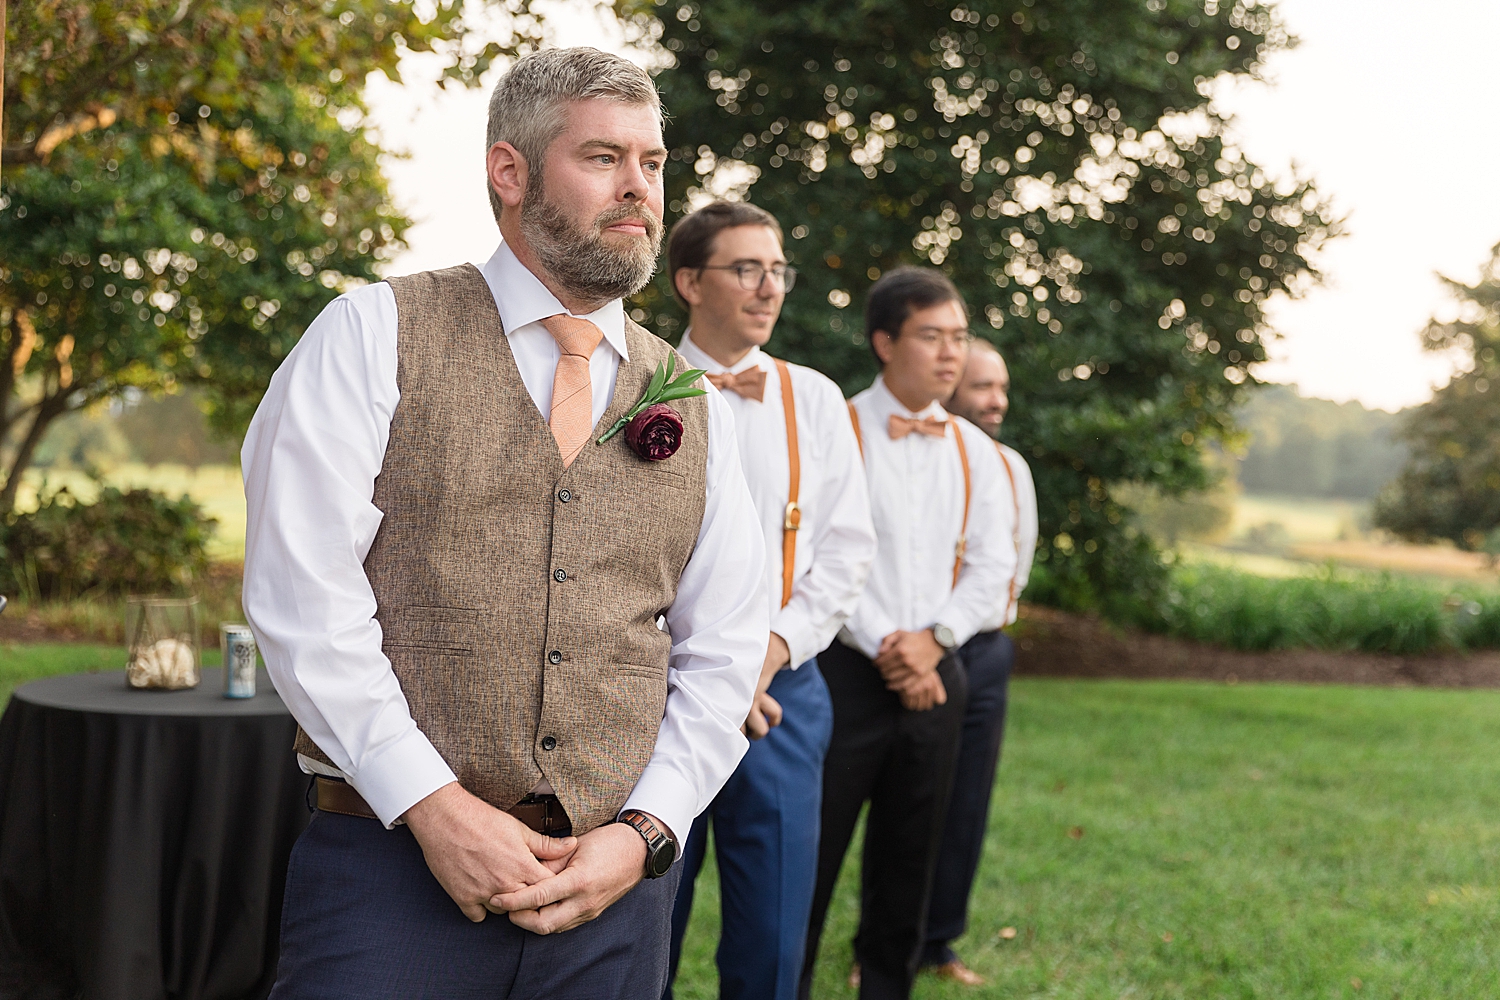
[{"left": 596, "top": 354, "right": 707, "bottom": 462}]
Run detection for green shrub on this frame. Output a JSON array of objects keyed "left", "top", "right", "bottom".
[
  {"left": 1, "top": 486, "right": 217, "bottom": 600},
  {"left": 1156, "top": 563, "right": 1500, "bottom": 655}
]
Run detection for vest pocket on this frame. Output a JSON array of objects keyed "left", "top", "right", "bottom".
[{"left": 381, "top": 607, "right": 482, "bottom": 653}]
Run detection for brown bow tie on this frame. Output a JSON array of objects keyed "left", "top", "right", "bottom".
[
  {"left": 887, "top": 414, "right": 948, "bottom": 440},
  {"left": 706, "top": 367, "right": 767, "bottom": 402}
]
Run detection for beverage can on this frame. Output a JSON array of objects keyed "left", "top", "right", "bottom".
[{"left": 221, "top": 625, "right": 258, "bottom": 699}]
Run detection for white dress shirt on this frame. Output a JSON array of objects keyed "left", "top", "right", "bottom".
[
  {"left": 678, "top": 333, "right": 876, "bottom": 668},
  {"left": 241, "top": 242, "right": 768, "bottom": 843},
  {"left": 839, "top": 375, "right": 1016, "bottom": 658},
  {"left": 979, "top": 442, "right": 1039, "bottom": 631}
]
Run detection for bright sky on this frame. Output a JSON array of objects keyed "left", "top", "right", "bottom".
[{"left": 368, "top": 0, "right": 1500, "bottom": 413}]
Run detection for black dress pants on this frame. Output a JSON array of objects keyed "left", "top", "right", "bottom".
[
  {"left": 799, "top": 641, "right": 968, "bottom": 1000},
  {"left": 922, "top": 629, "right": 1014, "bottom": 965}
]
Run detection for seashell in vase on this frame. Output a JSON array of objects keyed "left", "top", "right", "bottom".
[{"left": 127, "top": 637, "right": 200, "bottom": 690}]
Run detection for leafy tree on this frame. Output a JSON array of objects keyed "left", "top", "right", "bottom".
[
  {"left": 1236, "top": 384, "right": 1405, "bottom": 500},
  {"left": 1375, "top": 242, "right": 1500, "bottom": 551},
  {"left": 625, "top": 0, "right": 1335, "bottom": 618},
  {"left": 1, "top": 0, "right": 544, "bottom": 512}
]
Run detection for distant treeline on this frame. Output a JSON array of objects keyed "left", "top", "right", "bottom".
[
  {"left": 22, "top": 391, "right": 239, "bottom": 471},
  {"left": 1233, "top": 385, "right": 1406, "bottom": 500}
]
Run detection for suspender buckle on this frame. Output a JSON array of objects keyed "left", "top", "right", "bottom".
[
  {"left": 783, "top": 501, "right": 802, "bottom": 531},
  {"left": 954, "top": 535, "right": 967, "bottom": 560}
]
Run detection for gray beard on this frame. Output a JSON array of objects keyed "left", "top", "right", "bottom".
[{"left": 519, "top": 180, "right": 662, "bottom": 303}]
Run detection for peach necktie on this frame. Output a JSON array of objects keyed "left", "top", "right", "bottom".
[
  {"left": 539, "top": 314, "right": 604, "bottom": 467},
  {"left": 706, "top": 367, "right": 768, "bottom": 402},
  {"left": 887, "top": 413, "right": 948, "bottom": 440}
]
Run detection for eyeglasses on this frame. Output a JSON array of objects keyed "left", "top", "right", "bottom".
[
  {"left": 910, "top": 330, "right": 975, "bottom": 349},
  {"left": 700, "top": 262, "right": 798, "bottom": 293}
]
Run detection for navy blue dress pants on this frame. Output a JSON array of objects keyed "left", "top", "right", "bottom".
[
  {"left": 268, "top": 808, "right": 682, "bottom": 999},
  {"left": 665, "top": 659, "right": 834, "bottom": 1000},
  {"left": 922, "top": 629, "right": 1014, "bottom": 965}
]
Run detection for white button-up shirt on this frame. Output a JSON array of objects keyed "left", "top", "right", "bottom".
[
  {"left": 241, "top": 242, "right": 768, "bottom": 842},
  {"left": 678, "top": 334, "right": 876, "bottom": 667},
  {"left": 840, "top": 375, "right": 1016, "bottom": 658},
  {"left": 979, "top": 442, "right": 1039, "bottom": 631}
]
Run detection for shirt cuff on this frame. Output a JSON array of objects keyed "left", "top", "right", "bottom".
[
  {"left": 769, "top": 612, "right": 818, "bottom": 671},
  {"left": 621, "top": 763, "right": 706, "bottom": 859},
  {"left": 347, "top": 728, "right": 459, "bottom": 828}
]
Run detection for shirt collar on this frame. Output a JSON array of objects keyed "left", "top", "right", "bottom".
[
  {"left": 678, "top": 330, "right": 767, "bottom": 375},
  {"left": 480, "top": 242, "right": 630, "bottom": 362},
  {"left": 868, "top": 373, "right": 949, "bottom": 422}
]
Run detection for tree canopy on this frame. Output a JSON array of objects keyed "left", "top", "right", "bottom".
[
  {"left": 627, "top": 0, "right": 1336, "bottom": 615},
  {"left": 0, "top": 0, "right": 543, "bottom": 512},
  {"left": 1375, "top": 242, "right": 1500, "bottom": 551}
]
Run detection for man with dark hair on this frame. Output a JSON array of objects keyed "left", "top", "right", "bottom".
[
  {"left": 663, "top": 200, "right": 876, "bottom": 1000},
  {"left": 920, "top": 338, "right": 1037, "bottom": 987},
  {"left": 243, "top": 48, "right": 767, "bottom": 998},
  {"left": 801, "top": 267, "right": 1015, "bottom": 1000}
]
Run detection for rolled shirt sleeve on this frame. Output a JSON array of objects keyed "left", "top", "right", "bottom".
[{"left": 622, "top": 385, "right": 769, "bottom": 846}]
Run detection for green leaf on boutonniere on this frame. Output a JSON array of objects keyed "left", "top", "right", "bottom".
[{"left": 596, "top": 354, "right": 707, "bottom": 445}]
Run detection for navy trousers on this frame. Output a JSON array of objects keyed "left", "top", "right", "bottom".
[
  {"left": 268, "top": 809, "right": 683, "bottom": 999},
  {"left": 665, "top": 659, "right": 834, "bottom": 1000},
  {"left": 922, "top": 629, "right": 1014, "bottom": 965}
]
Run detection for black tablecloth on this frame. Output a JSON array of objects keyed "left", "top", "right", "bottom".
[{"left": 0, "top": 669, "right": 310, "bottom": 1000}]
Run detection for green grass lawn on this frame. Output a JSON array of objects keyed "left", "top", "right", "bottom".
[
  {"left": 5, "top": 646, "right": 1497, "bottom": 997},
  {"left": 675, "top": 680, "right": 1500, "bottom": 999}
]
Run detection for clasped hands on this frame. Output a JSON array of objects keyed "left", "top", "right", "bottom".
[
  {"left": 743, "top": 631, "right": 790, "bottom": 740},
  {"left": 874, "top": 628, "right": 948, "bottom": 711},
  {"left": 402, "top": 781, "right": 655, "bottom": 935}
]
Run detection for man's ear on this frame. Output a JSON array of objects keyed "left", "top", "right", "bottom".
[
  {"left": 871, "top": 329, "right": 896, "bottom": 366},
  {"left": 674, "top": 267, "right": 703, "bottom": 308},
  {"left": 487, "top": 141, "right": 529, "bottom": 212}
]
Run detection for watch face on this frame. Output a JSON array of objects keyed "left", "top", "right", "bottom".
[{"left": 648, "top": 842, "right": 675, "bottom": 878}]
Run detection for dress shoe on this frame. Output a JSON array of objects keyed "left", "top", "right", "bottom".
[{"left": 929, "top": 958, "right": 986, "bottom": 986}]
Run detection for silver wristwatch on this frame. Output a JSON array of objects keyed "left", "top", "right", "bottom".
[{"left": 931, "top": 623, "right": 958, "bottom": 651}]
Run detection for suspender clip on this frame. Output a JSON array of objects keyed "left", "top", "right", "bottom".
[{"left": 784, "top": 501, "right": 802, "bottom": 531}]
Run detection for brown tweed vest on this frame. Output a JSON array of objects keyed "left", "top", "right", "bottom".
[{"left": 293, "top": 263, "right": 709, "bottom": 834}]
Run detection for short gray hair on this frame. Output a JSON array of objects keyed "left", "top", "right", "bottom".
[{"left": 486, "top": 47, "right": 662, "bottom": 223}]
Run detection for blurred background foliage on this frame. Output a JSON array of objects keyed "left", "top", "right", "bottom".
[
  {"left": 0, "top": 0, "right": 547, "bottom": 513},
  {"left": 622, "top": 0, "right": 1338, "bottom": 621},
  {"left": 1375, "top": 241, "right": 1500, "bottom": 553}
]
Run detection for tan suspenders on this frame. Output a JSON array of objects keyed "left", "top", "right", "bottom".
[
  {"left": 995, "top": 442, "right": 1023, "bottom": 623},
  {"left": 775, "top": 358, "right": 800, "bottom": 609},
  {"left": 951, "top": 419, "right": 971, "bottom": 588},
  {"left": 846, "top": 402, "right": 972, "bottom": 587}
]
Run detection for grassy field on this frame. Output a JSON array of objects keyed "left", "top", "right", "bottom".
[
  {"left": 1218, "top": 494, "right": 1498, "bottom": 586},
  {"left": 674, "top": 679, "right": 1500, "bottom": 999}
]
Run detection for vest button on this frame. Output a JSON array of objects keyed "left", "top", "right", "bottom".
[
  {"left": 557, "top": 489, "right": 572, "bottom": 503},
  {"left": 548, "top": 649, "right": 562, "bottom": 664},
  {"left": 554, "top": 569, "right": 567, "bottom": 583},
  {"left": 541, "top": 735, "right": 557, "bottom": 751}
]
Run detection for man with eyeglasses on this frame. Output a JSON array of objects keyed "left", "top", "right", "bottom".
[
  {"left": 802, "top": 267, "right": 1014, "bottom": 1000},
  {"left": 663, "top": 200, "right": 876, "bottom": 1000}
]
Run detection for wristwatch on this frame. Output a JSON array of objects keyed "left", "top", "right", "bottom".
[
  {"left": 931, "top": 623, "right": 958, "bottom": 651},
  {"left": 618, "top": 809, "right": 677, "bottom": 879}
]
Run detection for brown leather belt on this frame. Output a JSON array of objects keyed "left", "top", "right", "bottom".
[{"left": 315, "top": 777, "right": 573, "bottom": 837}]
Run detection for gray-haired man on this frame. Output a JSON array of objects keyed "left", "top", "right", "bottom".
[{"left": 244, "top": 48, "right": 767, "bottom": 997}]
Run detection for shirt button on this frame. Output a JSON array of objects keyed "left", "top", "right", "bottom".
[
  {"left": 557, "top": 489, "right": 572, "bottom": 503},
  {"left": 548, "top": 650, "right": 562, "bottom": 664},
  {"left": 541, "top": 735, "right": 557, "bottom": 751},
  {"left": 554, "top": 569, "right": 567, "bottom": 583}
]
